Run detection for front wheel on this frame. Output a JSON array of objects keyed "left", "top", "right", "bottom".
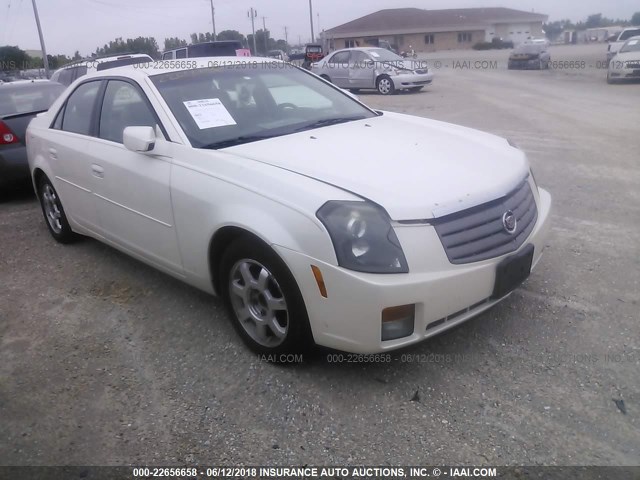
[
  {"left": 37, "top": 176, "right": 79, "bottom": 244},
  {"left": 219, "top": 238, "right": 312, "bottom": 356},
  {"left": 377, "top": 75, "right": 395, "bottom": 95}
]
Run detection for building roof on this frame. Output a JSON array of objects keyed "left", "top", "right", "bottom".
[{"left": 325, "top": 7, "right": 548, "bottom": 36}]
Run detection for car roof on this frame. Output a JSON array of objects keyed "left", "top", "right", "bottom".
[
  {"left": 58, "top": 53, "right": 152, "bottom": 70},
  {"left": 80, "top": 56, "right": 284, "bottom": 80},
  {"left": 0, "top": 79, "right": 63, "bottom": 90}
]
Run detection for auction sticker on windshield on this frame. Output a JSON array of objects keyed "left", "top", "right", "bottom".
[{"left": 183, "top": 98, "right": 237, "bottom": 129}]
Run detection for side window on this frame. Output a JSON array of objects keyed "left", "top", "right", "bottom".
[
  {"left": 162, "top": 51, "right": 174, "bottom": 60},
  {"left": 176, "top": 48, "right": 188, "bottom": 59},
  {"left": 328, "top": 51, "right": 350, "bottom": 64},
  {"left": 61, "top": 81, "right": 101, "bottom": 135},
  {"left": 52, "top": 104, "right": 66, "bottom": 130},
  {"left": 98, "top": 80, "right": 157, "bottom": 144},
  {"left": 73, "top": 66, "right": 88, "bottom": 81},
  {"left": 349, "top": 51, "right": 369, "bottom": 66},
  {"left": 57, "top": 68, "right": 74, "bottom": 86}
]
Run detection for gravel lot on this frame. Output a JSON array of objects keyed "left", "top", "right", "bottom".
[{"left": 1, "top": 44, "right": 639, "bottom": 466}]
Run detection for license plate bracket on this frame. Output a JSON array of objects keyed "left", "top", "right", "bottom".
[{"left": 492, "top": 244, "right": 535, "bottom": 299}]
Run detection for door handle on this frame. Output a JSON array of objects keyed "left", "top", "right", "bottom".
[{"left": 91, "top": 164, "right": 104, "bottom": 178}]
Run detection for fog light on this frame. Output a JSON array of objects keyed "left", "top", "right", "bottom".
[{"left": 381, "top": 304, "right": 415, "bottom": 341}]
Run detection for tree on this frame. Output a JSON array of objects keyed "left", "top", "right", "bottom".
[
  {"left": 585, "top": 13, "right": 603, "bottom": 29},
  {"left": 0, "top": 45, "right": 31, "bottom": 71},
  {"left": 72, "top": 50, "right": 82, "bottom": 61},
  {"left": 95, "top": 37, "right": 160, "bottom": 59},
  {"left": 632, "top": 12, "right": 640, "bottom": 25},
  {"left": 190, "top": 32, "right": 214, "bottom": 44},
  {"left": 217, "top": 30, "right": 245, "bottom": 42},
  {"left": 543, "top": 19, "right": 573, "bottom": 40},
  {"left": 164, "top": 37, "right": 187, "bottom": 50},
  {"left": 41, "top": 54, "right": 71, "bottom": 69}
]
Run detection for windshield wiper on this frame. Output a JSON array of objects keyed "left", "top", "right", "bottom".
[
  {"left": 201, "top": 135, "right": 277, "bottom": 150},
  {"left": 294, "top": 116, "right": 366, "bottom": 133}
]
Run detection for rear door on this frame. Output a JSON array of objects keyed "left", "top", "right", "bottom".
[
  {"left": 326, "top": 51, "right": 351, "bottom": 87},
  {"left": 47, "top": 80, "right": 103, "bottom": 231},
  {"left": 349, "top": 51, "right": 375, "bottom": 88}
]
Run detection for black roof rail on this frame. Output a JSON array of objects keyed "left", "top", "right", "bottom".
[{"left": 61, "top": 52, "right": 149, "bottom": 68}]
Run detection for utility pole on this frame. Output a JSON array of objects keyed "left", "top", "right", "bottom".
[
  {"left": 308, "top": 0, "right": 314, "bottom": 43},
  {"left": 284, "top": 26, "right": 289, "bottom": 51},
  {"left": 209, "top": 0, "right": 216, "bottom": 41},
  {"left": 248, "top": 8, "right": 257, "bottom": 55},
  {"left": 262, "top": 17, "right": 268, "bottom": 54},
  {"left": 31, "top": 0, "right": 50, "bottom": 78}
]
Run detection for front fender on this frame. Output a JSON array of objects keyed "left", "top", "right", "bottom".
[{"left": 170, "top": 163, "right": 347, "bottom": 294}]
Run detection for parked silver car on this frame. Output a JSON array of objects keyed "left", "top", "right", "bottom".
[
  {"left": 311, "top": 48, "right": 433, "bottom": 95},
  {"left": 507, "top": 44, "right": 550, "bottom": 70}
]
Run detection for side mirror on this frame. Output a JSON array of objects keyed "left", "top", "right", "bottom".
[{"left": 123, "top": 126, "right": 156, "bottom": 153}]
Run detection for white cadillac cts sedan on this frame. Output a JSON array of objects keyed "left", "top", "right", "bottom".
[{"left": 27, "top": 58, "right": 552, "bottom": 355}]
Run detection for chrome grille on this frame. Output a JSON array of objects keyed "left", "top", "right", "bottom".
[{"left": 433, "top": 177, "right": 537, "bottom": 264}]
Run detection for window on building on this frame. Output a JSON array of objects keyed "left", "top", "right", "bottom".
[
  {"left": 345, "top": 39, "right": 357, "bottom": 48},
  {"left": 457, "top": 32, "right": 472, "bottom": 43},
  {"left": 424, "top": 34, "right": 435, "bottom": 45}
]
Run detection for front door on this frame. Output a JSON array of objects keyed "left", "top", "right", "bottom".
[{"left": 88, "top": 79, "right": 182, "bottom": 274}]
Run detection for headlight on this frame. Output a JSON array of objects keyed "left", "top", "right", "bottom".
[{"left": 317, "top": 201, "right": 409, "bottom": 273}]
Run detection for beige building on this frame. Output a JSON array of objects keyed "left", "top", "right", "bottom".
[{"left": 323, "top": 7, "right": 548, "bottom": 52}]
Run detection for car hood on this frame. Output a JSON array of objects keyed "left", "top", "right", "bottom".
[{"left": 224, "top": 111, "right": 529, "bottom": 221}]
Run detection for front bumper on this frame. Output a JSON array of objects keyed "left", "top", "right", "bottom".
[
  {"left": 391, "top": 72, "right": 434, "bottom": 89},
  {"left": 276, "top": 187, "right": 552, "bottom": 354},
  {"left": 508, "top": 59, "right": 542, "bottom": 70},
  {"left": 0, "top": 145, "right": 30, "bottom": 189},
  {"left": 609, "top": 67, "right": 640, "bottom": 79}
]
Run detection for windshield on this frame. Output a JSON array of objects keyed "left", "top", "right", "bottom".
[
  {"left": 619, "top": 29, "right": 640, "bottom": 41},
  {"left": 513, "top": 44, "right": 543, "bottom": 54},
  {"left": 620, "top": 38, "right": 640, "bottom": 53},
  {"left": 365, "top": 48, "right": 404, "bottom": 62},
  {"left": 151, "top": 64, "right": 375, "bottom": 149},
  {"left": 0, "top": 82, "right": 65, "bottom": 116}
]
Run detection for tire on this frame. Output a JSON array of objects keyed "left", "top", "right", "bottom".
[
  {"left": 219, "top": 237, "right": 312, "bottom": 357},
  {"left": 606, "top": 72, "right": 616, "bottom": 84},
  {"left": 376, "top": 75, "right": 395, "bottom": 95},
  {"left": 37, "top": 175, "right": 79, "bottom": 244}
]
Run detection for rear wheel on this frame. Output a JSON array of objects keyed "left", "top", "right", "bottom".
[
  {"left": 219, "top": 237, "right": 312, "bottom": 356},
  {"left": 377, "top": 75, "right": 395, "bottom": 95},
  {"left": 37, "top": 175, "right": 79, "bottom": 244}
]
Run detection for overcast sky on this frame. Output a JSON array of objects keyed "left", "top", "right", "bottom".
[{"left": 2, "top": 0, "right": 639, "bottom": 56}]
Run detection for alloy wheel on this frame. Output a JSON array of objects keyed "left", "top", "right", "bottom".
[
  {"left": 228, "top": 259, "right": 289, "bottom": 347},
  {"left": 42, "top": 184, "right": 63, "bottom": 234}
]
